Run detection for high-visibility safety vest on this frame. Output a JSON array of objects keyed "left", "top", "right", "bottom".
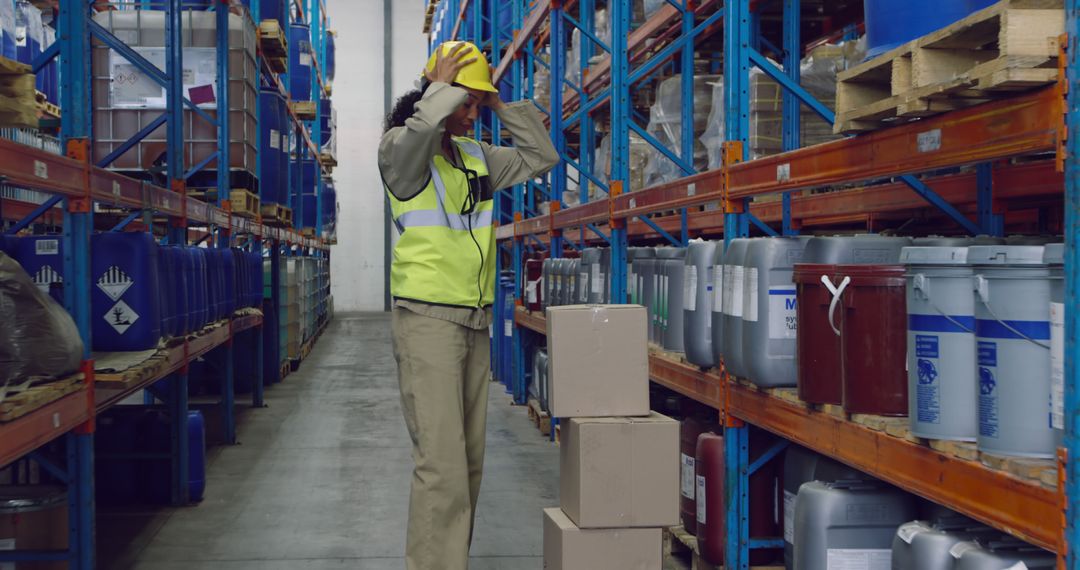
[{"left": 386, "top": 137, "right": 496, "bottom": 308}]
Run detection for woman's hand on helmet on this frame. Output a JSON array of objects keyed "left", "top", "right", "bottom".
[{"left": 424, "top": 43, "right": 478, "bottom": 85}]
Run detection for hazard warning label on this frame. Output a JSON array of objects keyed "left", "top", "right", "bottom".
[
  {"left": 32, "top": 265, "right": 63, "bottom": 295},
  {"left": 97, "top": 266, "right": 133, "bottom": 302},
  {"left": 104, "top": 300, "right": 139, "bottom": 335}
]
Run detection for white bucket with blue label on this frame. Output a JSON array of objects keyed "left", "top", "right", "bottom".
[
  {"left": 902, "top": 246, "right": 977, "bottom": 441},
  {"left": 970, "top": 245, "right": 1054, "bottom": 459}
]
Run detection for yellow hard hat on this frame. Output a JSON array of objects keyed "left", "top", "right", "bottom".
[{"left": 424, "top": 41, "right": 498, "bottom": 93}]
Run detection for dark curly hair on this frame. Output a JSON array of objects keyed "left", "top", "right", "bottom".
[{"left": 383, "top": 81, "right": 431, "bottom": 133}]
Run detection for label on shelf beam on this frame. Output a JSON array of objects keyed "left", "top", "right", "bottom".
[
  {"left": 33, "top": 160, "right": 47, "bottom": 179},
  {"left": 917, "top": 129, "right": 942, "bottom": 153},
  {"left": 777, "top": 163, "right": 791, "bottom": 182},
  {"left": 687, "top": 182, "right": 696, "bottom": 197}
]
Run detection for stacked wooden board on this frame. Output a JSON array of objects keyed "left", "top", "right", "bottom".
[{"left": 835, "top": 0, "right": 1063, "bottom": 133}]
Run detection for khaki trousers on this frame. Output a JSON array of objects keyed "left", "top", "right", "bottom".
[{"left": 391, "top": 307, "right": 491, "bottom": 570}]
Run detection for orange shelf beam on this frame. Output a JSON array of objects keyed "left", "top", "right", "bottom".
[
  {"left": 0, "top": 138, "right": 326, "bottom": 250},
  {"left": 0, "top": 389, "right": 91, "bottom": 469},
  {"left": 727, "top": 382, "right": 1059, "bottom": 552}
]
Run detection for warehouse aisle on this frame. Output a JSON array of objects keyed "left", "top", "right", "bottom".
[{"left": 99, "top": 312, "right": 559, "bottom": 570}]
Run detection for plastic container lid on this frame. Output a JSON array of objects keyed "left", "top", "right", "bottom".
[
  {"left": 911, "top": 236, "right": 972, "bottom": 247},
  {"left": 1005, "top": 235, "right": 1058, "bottom": 245},
  {"left": 967, "top": 245, "right": 1047, "bottom": 266},
  {"left": 629, "top": 247, "right": 657, "bottom": 260},
  {"left": 900, "top": 246, "right": 969, "bottom": 265},
  {"left": 655, "top": 247, "right": 687, "bottom": 259},
  {"left": 0, "top": 486, "right": 66, "bottom": 514},
  {"left": 1043, "top": 243, "right": 1064, "bottom": 265}
]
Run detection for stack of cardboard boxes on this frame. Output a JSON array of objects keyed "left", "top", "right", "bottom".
[{"left": 543, "top": 305, "right": 680, "bottom": 569}]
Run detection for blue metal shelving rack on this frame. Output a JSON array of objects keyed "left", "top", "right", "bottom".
[
  {"left": 435, "top": 0, "right": 1080, "bottom": 565},
  {"left": 0, "top": 0, "right": 333, "bottom": 566}
]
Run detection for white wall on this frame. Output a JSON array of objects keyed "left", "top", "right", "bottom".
[{"left": 327, "top": 0, "right": 426, "bottom": 311}]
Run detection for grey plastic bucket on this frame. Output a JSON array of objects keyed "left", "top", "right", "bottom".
[
  {"left": 970, "top": 245, "right": 1054, "bottom": 458},
  {"left": 722, "top": 239, "right": 752, "bottom": 378},
  {"left": 782, "top": 445, "right": 861, "bottom": 569},
  {"left": 598, "top": 247, "right": 611, "bottom": 303},
  {"left": 657, "top": 247, "right": 688, "bottom": 352},
  {"left": 901, "top": 246, "right": 977, "bottom": 441},
  {"left": 638, "top": 254, "right": 659, "bottom": 343},
  {"left": 1045, "top": 243, "right": 1064, "bottom": 450},
  {"left": 891, "top": 519, "right": 998, "bottom": 570},
  {"left": 950, "top": 539, "right": 1055, "bottom": 569},
  {"left": 793, "top": 480, "right": 917, "bottom": 570},
  {"left": 541, "top": 259, "right": 554, "bottom": 310},
  {"left": 581, "top": 248, "right": 602, "bottom": 304},
  {"left": 803, "top": 234, "right": 914, "bottom": 266},
  {"left": 743, "top": 237, "right": 809, "bottom": 387},
  {"left": 570, "top": 258, "right": 584, "bottom": 305},
  {"left": 711, "top": 243, "right": 728, "bottom": 366},
  {"left": 684, "top": 240, "right": 719, "bottom": 368}
]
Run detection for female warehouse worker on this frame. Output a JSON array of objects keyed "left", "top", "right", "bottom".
[{"left": 379, "top": 41, "right": 558, "bottom": 570}]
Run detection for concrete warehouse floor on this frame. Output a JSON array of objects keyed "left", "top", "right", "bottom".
[{"left": 97, "top": 312, "right": 560, "bottom": 569}]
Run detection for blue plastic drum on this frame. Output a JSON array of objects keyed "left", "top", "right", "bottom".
[
  {"left": 288, "top": 23, "right": 313, "bottom": 102},
  {"left": 91, "top": 232, "right": 162, "bottom": 351}
]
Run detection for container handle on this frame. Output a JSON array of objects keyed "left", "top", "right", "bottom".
[
  {"left": 822, "top": 275, "right": 850, "bottom": 337},
  {"left": 913, "top": 273, "right": 975, "bottom": 334},
  {"left": 974, "top": 275, "right": 1051, "bottom": 350}
]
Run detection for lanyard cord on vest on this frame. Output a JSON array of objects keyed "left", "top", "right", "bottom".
[{"left": 449, "top": 143, "right": 487, "bottom": 308}]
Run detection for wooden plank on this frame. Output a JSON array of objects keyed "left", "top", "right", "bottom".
[{"left": 0, "top": 377, "right": 85, "bottom": 422}]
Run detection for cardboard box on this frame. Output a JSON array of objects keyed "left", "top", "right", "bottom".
[
  {"left": 560, "top": 413, "right": 680, "bottom": 529},
  {"left": 543, "top": 508, "right": 661, "bottom": 570},
  {"left": 545, "top": 305, "right": 649, "bottom": 418}
]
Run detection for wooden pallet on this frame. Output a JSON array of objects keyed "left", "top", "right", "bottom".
[
  {"left": 35, "top": 91, "right": 60, "bottom": 119},
  {"left": 526, "top": 398, "right": 551, "bottom": 436},
  {"left": 663, "top": 526, "right": 783, "bottom": 570},
  {"left": 0, "top": 56, "right": 38, "bottom": 128},
  {"left": 834, "top": 0, "right": 1063, "bottom": 133},
  {"left": 980, "top": 452, "right": 1057, "bottom": 488},
  {"left": 258, "top": 20, "right": 288, "bottom": 60},
  {"left": 928, "top": 438, "right": 980, "bottom": 461},
  {"left": 290, "top": 100, "right": 317, "bottom": 120},
  {"left": 229, "top": 189, "right": 261, "bottom": 220},
  {"left": 0, "top": 376, "right": 85, "bottom": 422},
  {"left": 320, "top": 152, "right": 338, "bottom": 168},
  {"left": 260, "top": 203, "right": 294, "bottom": 228},
  {"left": 95, "top": 351, "right": 170, "bottom": 389}
]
